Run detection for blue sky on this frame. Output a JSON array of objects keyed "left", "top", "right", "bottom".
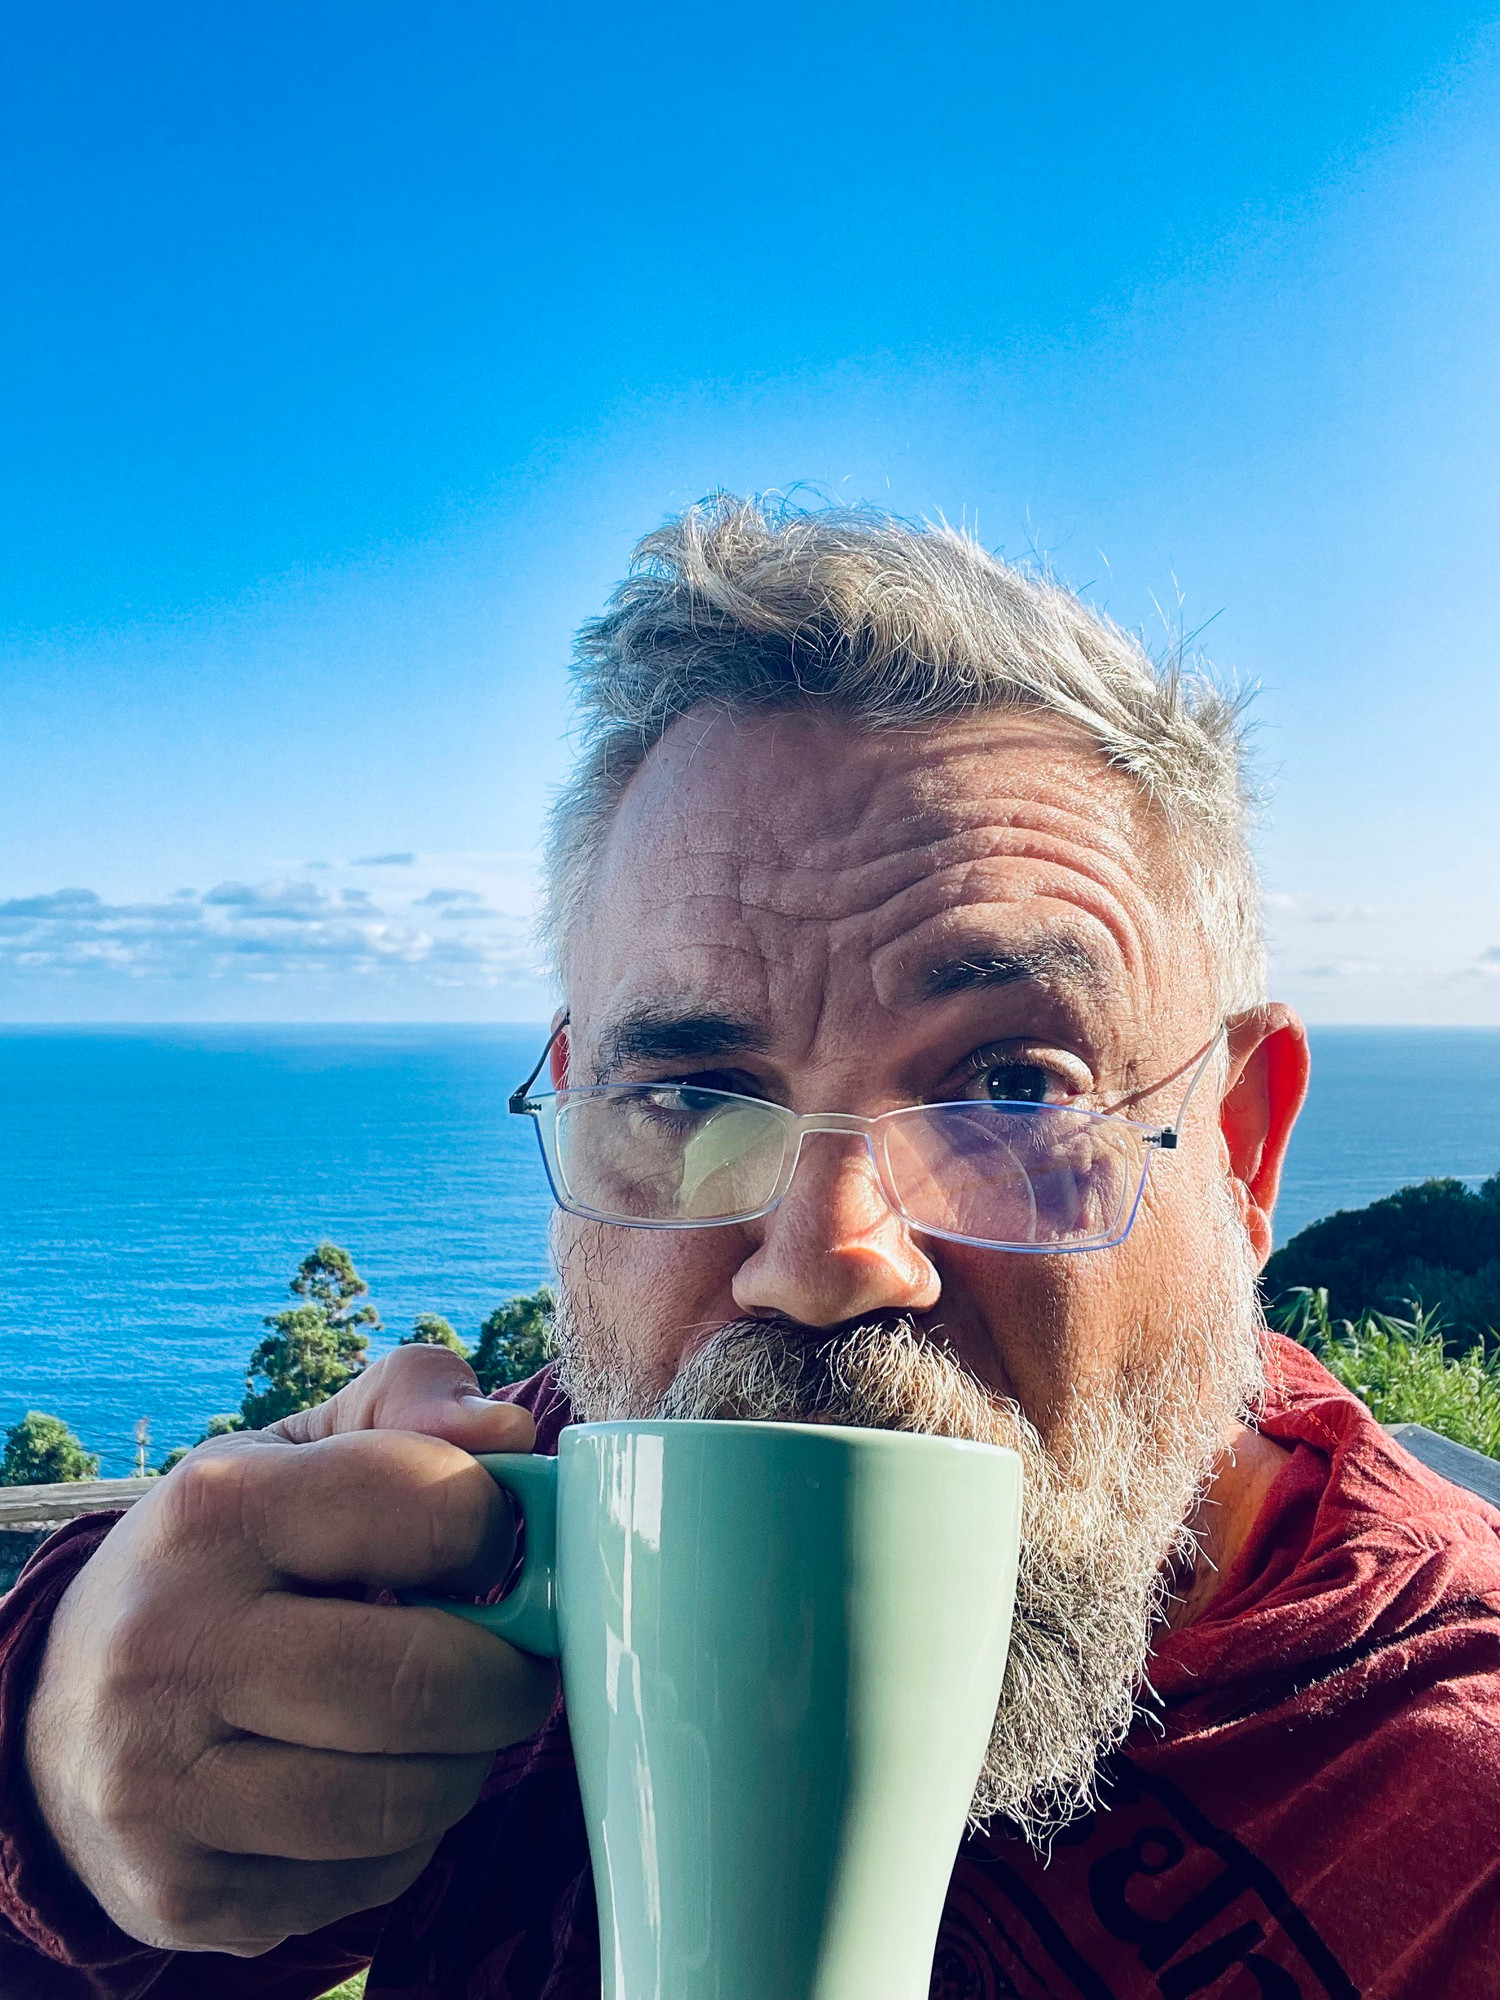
[{"left": 3, "top": 2, "right": 1497, "bottom": 1024}]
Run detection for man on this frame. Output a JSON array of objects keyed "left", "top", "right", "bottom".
[{"left": 4, "top": 498, "right": 1497, "bottom": 1998}]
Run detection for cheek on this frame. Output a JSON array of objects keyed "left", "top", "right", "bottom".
[
  {"left": 937, "top": 1189, "right": 1206, "bottom": 1425},
  {"left": 553, "top": 1214, "right": 752, "bottom": 1377},
  {"left": 932, "top": 1244, "right": 1081, "bottom": 1424},
  {"left": 1096, "top": 1153, "right": 1246, "bottom": 1360}
]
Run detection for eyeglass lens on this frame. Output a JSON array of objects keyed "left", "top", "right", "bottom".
[
  {"left": 549, "top": 1088, "right": 788, "bottom": 1222},
  {"left": 542, "top": 1087, "right": 1143, "bottom": 1247}
]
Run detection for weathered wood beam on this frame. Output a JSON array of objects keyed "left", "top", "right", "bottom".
[{"left": 0, "top": 1477, "right": 157, "bottom": 1527}]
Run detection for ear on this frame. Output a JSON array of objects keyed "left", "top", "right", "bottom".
[
  {"left": 1220, "top": 1005, "right": 1311, "bottom": 1266},
  {"left": 548, "top": 1007, "right": 570, "bottom": 1089}
]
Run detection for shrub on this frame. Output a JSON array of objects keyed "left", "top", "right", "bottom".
[
  {"left": 1263, "top": 1175, "right": 1500, "bottom": 1347},
  {"left": 1272, "top": 1287, "right": 1500, "bottom": 1460},
  {"left": 399, "top": 1313, "right": 469, "bottom": 1355},
  {"left": 1, "top": 1412, "right": 100, "bottom": 1484},
  {"left": 471, "top": 1286, "right": 557, "bottom": 1394}
]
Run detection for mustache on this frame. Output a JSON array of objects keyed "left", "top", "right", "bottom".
[{"left": 650, "top": 1312, "right": 1010, "bottom": 1443}]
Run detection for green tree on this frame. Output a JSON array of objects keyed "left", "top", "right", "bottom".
[
  {"left": 400, "top": 1313, "right": 470, "bottom": 1356},
  {"left": 1263, "top": 1174, "right": 1500, "bottom": 1350},
  {"left": 470, "top": 1286, "right": 557, "bottom": 1394},
  {"left": 1, "top": 1411, "right": 100, "bottom": 1485},
  {"left": 240, "top": 1243, "right": 380, "bottom": 1430}
]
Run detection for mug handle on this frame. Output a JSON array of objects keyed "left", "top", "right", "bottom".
[{"left": 402, "top": 1452, "right": 560, "bottom": 1660}]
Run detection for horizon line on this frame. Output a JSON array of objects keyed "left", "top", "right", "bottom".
[{"left": 0, "top": 1019, "right": 1497, "bottom": 1034}]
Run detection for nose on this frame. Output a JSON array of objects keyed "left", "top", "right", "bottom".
[{"left": 731, "top": 1132, "right": 942, "bottom": 1327}]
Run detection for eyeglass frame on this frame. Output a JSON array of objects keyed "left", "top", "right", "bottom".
[{"left": 508, "top": 1016, "right": 1228, "bottom": 1254}]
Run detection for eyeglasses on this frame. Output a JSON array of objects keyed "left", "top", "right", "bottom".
[{"left": 509, "top": 1022, "right": 1225, "bottom": 1255}]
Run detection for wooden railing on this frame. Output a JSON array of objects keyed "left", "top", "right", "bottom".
[
  {"left": 0, "top": 1477, "right": 156, "bottom": 1528},
  {"left": 0, "top": 1478, "right": 156, "bottom": 1592}
]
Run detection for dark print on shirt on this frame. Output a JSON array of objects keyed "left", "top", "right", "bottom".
[{"left": 933, "top": 1757, "right": 1359, "bottom": 2000}]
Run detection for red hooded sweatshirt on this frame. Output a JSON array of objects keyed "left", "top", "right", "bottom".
[{"left": 1, "top": 1336, "right": 1497, "bottom": 1999}]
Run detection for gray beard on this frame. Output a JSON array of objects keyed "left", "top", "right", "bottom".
[{"left": 553, "top": 1209, "right": 1265, "bottom": 1847}]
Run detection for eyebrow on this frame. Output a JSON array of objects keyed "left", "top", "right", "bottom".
[
  {"left": 592, "top": 1009, "right": 772, "bottom": 1083},
  {"left": 921, "top": 936, "right": 1101, "bottom": 999}
]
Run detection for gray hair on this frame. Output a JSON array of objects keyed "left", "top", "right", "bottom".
[{"left": 544, "top": 494, "right": 1264, "bottom": 1006}]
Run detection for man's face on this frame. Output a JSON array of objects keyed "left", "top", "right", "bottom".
[{"left": 553, "top": 705, "right": 1244, "bottom": 1441}]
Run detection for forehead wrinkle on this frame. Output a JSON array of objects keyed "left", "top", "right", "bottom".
[
  {"left": 855, "top": 839, "right": 1152, "bottom": 1010},
  {"left": 604, "top": 825, "right": 1155, "bottom": 1036},
  {"left": 654, "top": 790, "right": 1152, "bottom": 925},
  {"left": 609, "top": 726, "right": 1155, "bottom": 926},
  {"left": 619, "top": 826, "right": 1124, "bottom": 949},
  {"left": 585, "top": 722, "right": 1177, "bottom": 1043},
  {"left": 602, "top": 791, "right": 1156, "bottom": 932}
]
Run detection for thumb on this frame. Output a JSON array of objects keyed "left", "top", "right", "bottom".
[{"left": 268, "top": 1342, "right": 539, "bottom": 1455}]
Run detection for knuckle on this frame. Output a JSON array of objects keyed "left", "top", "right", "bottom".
[
  {"left": 156, "top": 1442, "right": 256, "bottom": 1542},
  {"left": 393, "top": 1339, "right": 463, "bottom": 1379},
  {"left": 122, "top": 1859, "right": 228, "bottom": 1947},
  {"left": 119, "top": 1848, "right": 289, "bottom": 1956}
]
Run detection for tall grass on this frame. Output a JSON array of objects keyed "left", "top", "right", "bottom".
[{"left": 1272, "top": 1287, "right": 1500, "bottom": 1460}]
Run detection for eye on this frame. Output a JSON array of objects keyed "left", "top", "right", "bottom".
[
  {"left": 975, "top": 1061, "right": 1053, "bottom": 1104},
  {"left": 949, "top": 1046, "right": 1090, "bottom": 1106},
  {"left": 656, "top": 1069, "right": 768, "bottom": 1102}
]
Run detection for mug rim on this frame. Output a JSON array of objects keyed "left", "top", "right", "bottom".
[{"left": 558, "top": 1417, "right": 1019, "bottom": 1463}]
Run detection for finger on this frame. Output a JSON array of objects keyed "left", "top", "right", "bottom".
[
  {"left": 213, "top": 1594, "right": 557, "bottom": 1754},
  {"left": 158, "top": 1427, "right": 519, "bottom": 1594},
  {"left": 178, "top": 1738, "right": 494, "bottom": 1861},
  {"left": 127, "top": 1842, "right": 440, "bottom": 1956},
  {"left": 270, "top": 1342, "right": 539, "bottom": 1456}
]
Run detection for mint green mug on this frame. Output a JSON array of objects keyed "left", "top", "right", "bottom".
[{"left": 430, "top": 1420, "right": 1021, "bottom": 2000}]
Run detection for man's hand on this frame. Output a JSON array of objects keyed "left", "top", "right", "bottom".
[{"left": 24, "top": 1346, "right": 557, "bottom": 1957}]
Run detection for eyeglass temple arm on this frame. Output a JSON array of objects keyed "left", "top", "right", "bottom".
[
  {"left": 1146, "top": 1022, "right": 1228, "bottom": 1151},
  {"left": 510, "top": 1013, "right": 570, "bottom": 1115}
]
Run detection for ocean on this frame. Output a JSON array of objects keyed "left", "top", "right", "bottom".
[{"left": 1, "top": 1025, "right": 1496, "bottom": 1476}]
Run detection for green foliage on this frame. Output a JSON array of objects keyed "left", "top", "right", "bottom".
[
  {"left": 161, "top": 1261, "right": 553, "bottom": 1467},
  {"left": 240, "top": 1243, "right": 379, "bottom": 1430},
  {"left": 316, "top": 1976, "right": 366, "bottom": 1999},
  {"left": 400, "top": 1313, "right": 470, "bottom": 1355},
  {"left": 470, "top": 1285, "right": 557, "bottom": 1394},
  {"left": 1263, "top": 1174, "right": 1500, "bottom": 1348},
  {"left": 1, "top": 1411, "right": 100, "bottom": 1485},
  {"left": 1271, "top": 1286, "right": 1500, "bottom": 1460}
]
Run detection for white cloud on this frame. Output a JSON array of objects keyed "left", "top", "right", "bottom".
[
  {"left": 203, "top": 879, "right": 365, "bottom": 921},
  {"left": 0, "top": 876, "right": 542, "bottom": 991},
  {"left": 414, "top": 887, "right": 484, "bottom": 906}
]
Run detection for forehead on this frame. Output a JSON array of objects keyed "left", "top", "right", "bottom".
[{"left": 571, "top": 706, "right": 1193, "bottom": 1049}]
